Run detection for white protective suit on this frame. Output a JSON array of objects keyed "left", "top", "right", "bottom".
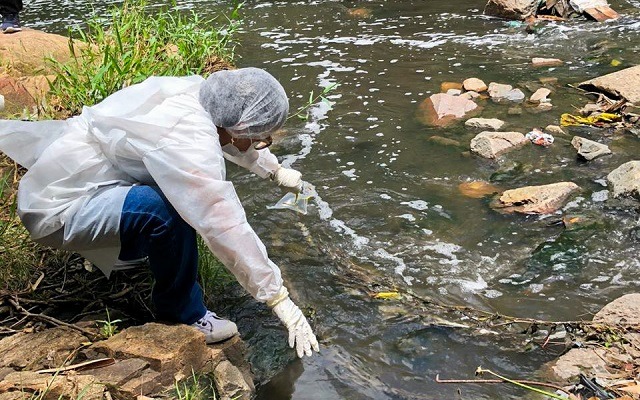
[{"left": 0, "top": 75, "right": 286, "bottom": 303}]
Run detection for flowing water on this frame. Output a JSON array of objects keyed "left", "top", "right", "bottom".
[{"left": 24, "top": 1, "right": 640, "bottom": 398}]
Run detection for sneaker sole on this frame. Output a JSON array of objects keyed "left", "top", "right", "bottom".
[{"left": 3, "top": 27, "right": 22, "bottom": 34}]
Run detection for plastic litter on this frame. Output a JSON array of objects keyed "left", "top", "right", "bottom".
[
  {"left": 373, "top": 291, "right": 401, "bottom": 300},
  {"left": 267, "top": 181, "right": 315, "bottom": 215},
  {"left": 560, "top": 112, "right": 621, "bottom": 126},
  {"left": 525, "top": 129, "right": 554, "bottom": 146}
]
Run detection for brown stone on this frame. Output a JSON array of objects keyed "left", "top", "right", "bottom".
[
  {"left": 532, "top": 57, "right": 564, "bottom": 67},
  {"left": 0, "top": 327, "right": 88, "bottom": 370},
  {"left": 0, "top": 29, "right": 85, "bottom": 77},
  {"left": 484, "top": 0, "right": 537, "bottom": 20},
  {"left": 417, "top": 93, "right": 479, "bottom": 127},
  {"left": 119, "top": 369, "right": 163, "bottom": 397},
  {"left": 88, "top": 323, "right": 222, "bottom": 386},
  {"left": 428, "top": 135, "right": 462, "bottom": 147},
  {"left": 539, "top": 77, "right": 559, "bottom": 85},
  {"left": 1, "top": 371, "right": 104, "bottom": 400},
  {"left": 82, "top": 358, "right": 149, "bottom": 387},
  {"left": 493, "top": 182, "right": 580, "bottom": 214},
  {"left": 593, "top": 293, "right": 640, "bottom": 325},
  {"left": 347, "top": 8, "right": 372, "bottom": 18}
]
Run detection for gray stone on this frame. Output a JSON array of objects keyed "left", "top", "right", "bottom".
[
  {"left": 607, "top": 161, "right": 640, "bottom": 198},
  {"left": 544, "top": 125, "right": 566, "bottom": 136},
  {"left": 214, "top": 361, "right": 252, "bottom": 400},
  {"left": 470, "top": 131, "right": 527, "bottom": 159},
  {"left": 578, "top": 65, "right": 640, "bottom": 104},
  {"left": 460, "top": 90, "right": 480, "bottom": 101},
  {"left": 571, "top": 136, "right": 611, "bottom": 160},
  {"left": 446, "top": 88, "right": 462, "bottom": 96},
  {"left": 488, "top": 82, "right": 524, "bottom": 103},
  {"left": 464, "top": 117, "right": 505, "bottom": 131},
  {"left": 463, "top": 77, "right": 487, "bottom": 92},
  {"left": 492, "top": 182, "right": 580, "bottom": 214},
  {"left": 484, "top": 0, "right": 537, "bottom": 20}
]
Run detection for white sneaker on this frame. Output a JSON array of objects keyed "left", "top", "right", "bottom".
[{"left": 191, "top": 310, "right": 238, "bottom": 343}]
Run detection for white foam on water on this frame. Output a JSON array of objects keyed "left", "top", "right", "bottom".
[{"left": 373, "top": 248, "right": 414, "bottom": 285}]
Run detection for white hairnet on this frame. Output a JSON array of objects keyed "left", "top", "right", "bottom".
[{"left": 199, "top": 67, "right": 289, "bottom": 139}]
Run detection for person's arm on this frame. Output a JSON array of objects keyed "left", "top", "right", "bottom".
[
  {"left": 222, "top": 146, "right": 303, "bottom": 192},
  {"left": 143, "top": 135, "right": 282, "bottom": 301}
]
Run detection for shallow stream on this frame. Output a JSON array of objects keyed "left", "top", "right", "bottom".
[{"left": 25, "top": 1, "right": 640, "bottom": 398}]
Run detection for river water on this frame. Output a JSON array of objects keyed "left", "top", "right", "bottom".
[{"left": 24, "top": 0, "right": 640, "bottom": 398}]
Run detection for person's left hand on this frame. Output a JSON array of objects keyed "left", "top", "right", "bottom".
[{"left": 273, "top": 166, "right": 302, "bottom": 193}]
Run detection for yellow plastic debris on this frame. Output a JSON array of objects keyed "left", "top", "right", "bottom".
[
  {"left": 611, "top": 59, "right": 622, "bottom": 67},
  {"left": 373, "top": 291, "right": 401, "bottom": 300},
  {"left": 560, "top": 112, "right": 622, "bottom": 126}
]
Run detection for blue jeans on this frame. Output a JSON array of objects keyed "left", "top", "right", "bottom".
[{"left": 118, "top": 185, "right": 206, "bottom": 324}]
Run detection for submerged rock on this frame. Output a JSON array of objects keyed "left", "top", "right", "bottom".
[
  {"left": 571, "top": 136, "right": 611, "bottom": 160},
  {"left": 491, "top": 182, "right": 580, "bottom": 214},
  {"left": 458, "top": 181, "right": 500, "bottom": 198},
  {"left": 607, "top": 160, "right": 640, "bottom": 199},
  {"left": 470, "top": 131, "right": 528, "bottom": 159}
]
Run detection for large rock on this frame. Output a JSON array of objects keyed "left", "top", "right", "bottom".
[
  {"left": 492, "top": 182, "right": 580, "bottom": 214},
  {"left": 417, "top": 93, "right": 479, "bottom": 127},
  {"left": 543, "top": 294, "right": 640, "bottom": 383},
  {"left": 0, "top": 327, "right": 88, "bottom": 370},
  {"left": 0, "top": 29, "right": 81, "bottom": 77},
  {"left": 607, "top": 161, "right": 640, "bottom": 198},
  {"left": 0, "top": 323, "right": 254, "bottom": 400},
  {"left": 470, "top": 131, "right": 528, "bottom": 159},
  {"left": 571, "top": 136, "right": 611, "bottom": 160},
  {"left": 488, "top": 82, "right": 525, "bottom": 103},
  {"left": 593, "top": 293, "right": 640, "bottom": 325},
  {"left": 578, "top": 65, "right": 640, "bottom": 104},
  {"left": 88, "top": 322, "right": 224, "bottom": 386},
  {"left": 484, "top": 0, "right": 537, "bottom": 20}
]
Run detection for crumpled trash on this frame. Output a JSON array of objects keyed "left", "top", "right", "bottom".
[
  {"left": 560, "top": 112, "right": 622, "bottom": 126},
  {"left": 526, "top": 129, "right": 554, "bottom": 146}
]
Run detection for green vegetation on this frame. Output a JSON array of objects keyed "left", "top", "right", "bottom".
[
  {"left": 174, "top": 370, "right": 217, "bottom": 400},
  {"left": 96, "top": 308, "right": 122, "bottom": 338},
  {"left": 45, "top": 0, "right": 242, "bottom": 117}
]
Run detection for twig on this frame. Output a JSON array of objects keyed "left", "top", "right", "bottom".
[
  {"left": 7, "top": 297, "right": 97, "bottom": 339},
  {"left": 475, "top": 368, "right": 567, "bottom": 399},
  {"left": 435, "top": 374, "right": 572, "bottom": 396}
]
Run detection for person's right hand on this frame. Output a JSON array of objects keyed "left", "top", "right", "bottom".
[
  {"left": 271, "top": 296, "right": 319, "bottom": 358},
  {"left": 272, "top": 166, "right": 303, "bottom": 193}
]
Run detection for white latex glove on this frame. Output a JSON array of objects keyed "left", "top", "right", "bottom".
[
  {"left": 272, "top": 166, "right": 302, "bottom": 193},
  {"left": 271, "top": 295, "right": 320, "bottom": 358}
]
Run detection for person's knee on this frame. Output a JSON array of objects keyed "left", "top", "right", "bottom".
[{"left": 123, "top": 186, "right": 189, "bottom": 239}]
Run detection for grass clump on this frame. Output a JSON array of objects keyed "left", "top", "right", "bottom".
[{"left": 45, "top": 0, "right": 241, "bottom": 117}]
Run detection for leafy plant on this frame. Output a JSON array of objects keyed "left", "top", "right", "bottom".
[
  {"left": 45, "top": 0, "right": 242, "bottom": 117},
  {"left": 288, "top": 82, "right": 339, "bottom": 121},
  {"left": 174, "top": 370, "right": 216, "bottom": 400},
  {"left": 96, "top": 308, "right": 122, "bottom": 338}
]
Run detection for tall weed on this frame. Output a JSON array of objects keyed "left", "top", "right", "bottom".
[{"left": 46, "top": 0, "right": 242, "bottom": 116}]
